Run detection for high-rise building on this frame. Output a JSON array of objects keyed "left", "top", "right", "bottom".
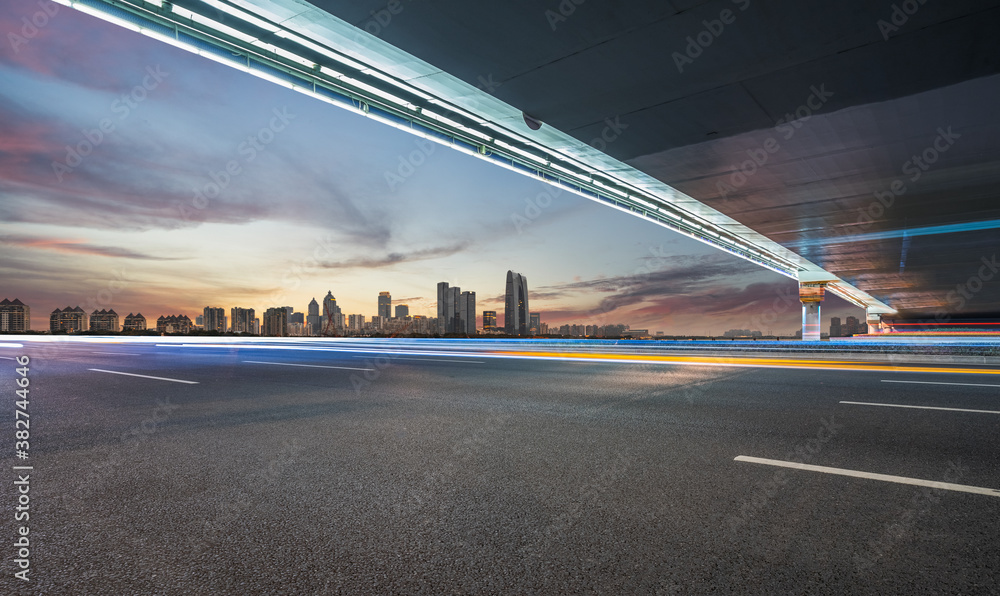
[
  {"left": 289, "top": 311, "right": 304, "bottom": 325},
  {"left": 410, "top": 315, "right": 434, "bottom": 335},
  {"left": 322, "top": 291, "right": 342, "bottom": 334},
  {"left": 231, "top": 307, "right": 255, "bottom": 334},
  {"left": 504, "top": 270, "right": 529, "bottom": 336},
  {"left": 394, "top": 304, "right": 409, "bottom": 318},
  {"left": 845, "top": 316, "right": 860, "bottom": 336},
  {"left": 830, "top": 317, "right": 842, "bottom": 338},
  {"left": 529, "top": 313, "right": 541, "bottom": 335},
  {"left": 436, "top": 282, "right": 466, "bottom": 334},
  {"left": 348, "top": 314, "right": 365, "bottom": 330},
  {"left": 322, "top": 292, "right": 336, "bottom": 318},
  {"left": 306, "top": 298, "right": 322, "bottom": 335},
  {"left": 458, "top": 291, "right": 476, "bottom": 335},
  {"left": 203, "top": 307, "right": 226, "bottom": 333},
  {"left": 483, "top": 310, "right": 497, "bottom": 331},
  {"left": 262, "top": 307, "right": 288, "bottom": 336},
  {"left": 156, "top": 315, "right": 192, "bottom": 334},
  {"left": 50, "top": 307, "right": 88, "bottom": 333},
  {"left": 449, "top": 287, "right": 461, "bottom": 333},
  {"left": 123, "top": 313, "right": 146, "bottom": 332},
  {"left": 604, "top": 324, "right": 629, "bottom": 337},
  {"left": 195, "top": 315, "right": 204, "bottom": 327},
  {"left": 378, "top": 291, "right": 392, "bottom": 319},
  {"left": 89, "top": 309, "right": 120, "bottom": 332},
  {"left": 0, "top": 299, "right": 30, "bottom": 332},
  {"left": 437, "top": 282, "right": 452, "bottom": 334}
]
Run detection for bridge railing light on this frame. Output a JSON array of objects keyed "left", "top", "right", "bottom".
[{"left": 200, "top": 0, "right": 280, "bottom": 33}]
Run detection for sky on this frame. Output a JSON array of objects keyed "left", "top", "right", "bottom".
[{"left": 0, "top": 1, "right": 864, "bottom": 335}]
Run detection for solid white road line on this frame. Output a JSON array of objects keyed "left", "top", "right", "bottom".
[
  {"left": 0, "top": 356, "right": 15, "bottom": 360},
  {"left": 840, "top": 401, "right": 1000, "bottom": 415},
  {"left": 91, "top": 351, "right": 143, "bottom": 356},
  {"left": 881, "top": 379, "right": 1000, "bottom": 388},
  {"left": 243, "top": 360, "right": 373, "bottom": 371},
  {"left": 88, "top": 368, "right": 199, "bottom": 384},
  {"left": 351, "top": 356, "right": 483, "bottom": 364},
  {"left": 734, "top": 456, "right": 1000, "bottom": 497},
  {"left": 0, "top": 343, "right": 24, "bottom": 348}
]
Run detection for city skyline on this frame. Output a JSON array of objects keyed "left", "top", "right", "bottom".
[
  {"left": 1, "top": 293, "right": 856, "bottom": 338},
  {"left": 0, "top": 5, "right": 865, "bottom": 336}
]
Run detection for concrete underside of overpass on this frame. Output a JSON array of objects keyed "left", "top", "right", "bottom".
[{"left": 311, "top": 0, "right": 1000, "bottom": 321}]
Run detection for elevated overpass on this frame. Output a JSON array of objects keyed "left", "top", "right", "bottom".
[{"left": 61, "top": 0, "right": 1000, "bottom": 337}]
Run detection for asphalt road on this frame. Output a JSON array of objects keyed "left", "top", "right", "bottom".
[{"left": 1, "top": 338, "right": 998, "bottom": 594}]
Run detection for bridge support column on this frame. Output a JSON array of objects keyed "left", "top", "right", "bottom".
[
  {"left": 866, "top": 310, "right": 883, "bottom": 334},
  {"left": 799, "top": 282, "right": 827, "bottom": 341}
]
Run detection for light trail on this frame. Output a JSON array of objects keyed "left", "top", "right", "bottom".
[{"left": 493, "top": 351, "right": 1000, "bottom": 375}]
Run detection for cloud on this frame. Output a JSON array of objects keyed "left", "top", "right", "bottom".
[
  {"left": 479, "top": 294, "right": 506, "bottom": 306},
  {"left": 0, "top": 234, "right": 184, "bottom": 260},
  {"left": 319, "top": 242, "right": 470, "bottom": 270},
  {"left": 0, "top": 58, "right": 398, "bottom": 246},
  {"left": 537, "top": 255, "right": 750, "bottom": 302},
  {"left": 531, "top": 256, "right": 794, "bottom": 330}
]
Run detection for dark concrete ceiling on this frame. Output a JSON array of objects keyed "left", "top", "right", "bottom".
[{"left": 310, "top": 0, "right": 1000, "bottom": 320}]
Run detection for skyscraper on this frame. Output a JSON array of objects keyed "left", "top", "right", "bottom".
[
  {"left": 449, "top": 286, "right": 461, "bottom": 333},
  {"left": 306, "top": 298, "right": 321, "bottom": 335},
  {"left": 437, "top": 282, "right": 452, "bottom": 333},
  {"left": 830, "top": 317, "right": 842, "bottom": 338},
  {"left": 483, "top": 310, "right": 496, "bottom": 331},
  {"left": 231, "top": 307, "right": 255, "bottom": 334},
  {"left": 322, "top": 292, "right": 336, "bottom": 318},
  {"left": 322, "top": 291, "right": 342, "bottom": 334},
  {"left": 203, "top": 307, "right": 226, "bottom": 333},
  {"left": 262, "top": 307, "right": 288, "bottom": 337},
  {"left": 395, "top": 304, "right": 409, "bottom": 318},
  {"left": 437, "top": 282, "right": 465, "bottom": 333},
  {"left": 529, "top": 312, "right": 541, "bottom": 335},
  {"left": 378, "top": 291, "right": 392, "bottom": 319},
  {"left": 845, "top": 316, "right": 860, "bottom": 336},
  {"left": 459, "top": 291, "right": 476, "bottom": 335},
  {"left": 0, "top": 299, "right": 30, "bottom": 332},
  {"left": 505, "top": 270, "right": 529, "bottom": 336}
]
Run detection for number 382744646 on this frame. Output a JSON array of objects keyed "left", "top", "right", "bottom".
[{"left": 15, "top": 356, "right": 30, "bottom": 451}]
